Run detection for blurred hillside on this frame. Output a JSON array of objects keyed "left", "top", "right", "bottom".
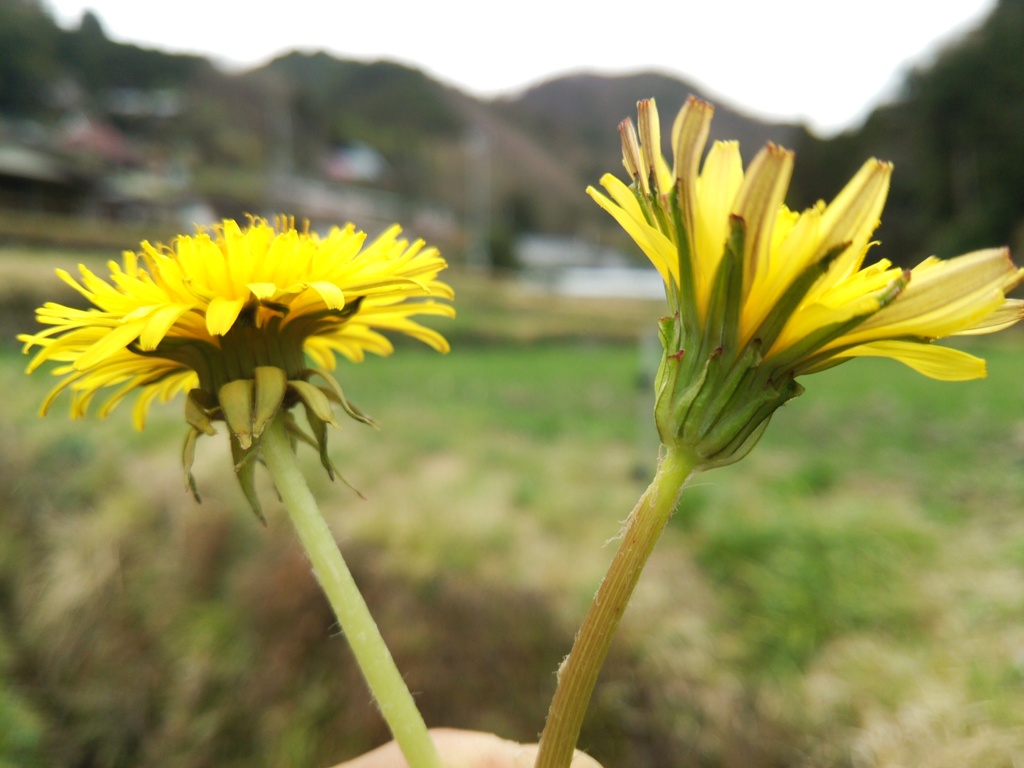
[{"left": 1, "top": 0, "right": 1022, "bottom": 264}]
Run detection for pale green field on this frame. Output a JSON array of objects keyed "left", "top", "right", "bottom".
[{"left": 3, "top": 257, "right": 1024, "bottom": 767}]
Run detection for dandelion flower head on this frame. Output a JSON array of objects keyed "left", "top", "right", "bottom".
[
  {"left": 589, "top": 97, "right": 1023, "bottom": 468},
  {"left": 20, "top": 216, "right": 454, "bottom": 509}
]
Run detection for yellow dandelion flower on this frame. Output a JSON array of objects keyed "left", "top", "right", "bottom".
[
  {"left": 20, "top": 216, "right": 454, "bottom": 513},
  {"left": 589, "top": 97, "right": 1023, "bottom": 468}
]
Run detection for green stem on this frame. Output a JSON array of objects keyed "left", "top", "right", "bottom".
[
  {"left": 535, "top": 447, "right": 696, "bottom": 768},
  {"left": 261, "top": 416, "right": 443, "bottom": 768}
]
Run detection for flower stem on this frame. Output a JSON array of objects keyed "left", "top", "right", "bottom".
[
  {"left": 535, "top": 447, "right": 696, "bottom": 768},
  {"left": 261, "top": 416, "right": 443, "bottom": 768}
]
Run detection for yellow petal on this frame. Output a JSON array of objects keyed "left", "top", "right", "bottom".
[
  {"left": 814, "top": 159, "right": 892, "bottom": 288},
  {"left": 618, "top": 117, "right": 644, "bottom": 190},
  {"left": 206, "top": 296, "right": 246, "bottom": 336},
  {"left": 845, "top": 248, "right": 1018, "bottom": 343},
  {"left": 672, "top": 99, "right": 714, "bottom": 300},
  {"left": 598, "top": 173, "right": 649, "bottom": 227},
  {"left": 309, "top": 281, "right": 347, "bottom": 310},
  {"left": 956, "top": 298, "right": 1024, "bottom": 335},
  {"left": 825, "top": 340, "right": 987, "bottom": 381},
  {"left": 247, "top": 282, "right": 279, "bottom": 299},
  {"left": 732, "top": 143, "right": 794, "bottom": 298},
  {"left": 74, "top": 321, "right": 145, "bottom": 370},
  {"left": 693, "top": 140, "right": 744, "bottom": 314},
  {"left": 672, "top": 97, "right": 714, "bottom": 193},
  {"left": 588, "top": 180, "right": 677, "bottom": 287},
  {"left": 638, "top": 99, "right": 673, "bottom": 194},
  {"left": 138, "top": 304, "right": 194, "bottom": 350}
]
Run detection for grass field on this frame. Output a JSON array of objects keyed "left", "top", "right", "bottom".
[{"left": 3, "top": 254, "right": 1024, "bottom": 767}]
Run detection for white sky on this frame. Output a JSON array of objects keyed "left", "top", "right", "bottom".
[{"left": 43, "top": 0, "right": 995, "bottom": 136}]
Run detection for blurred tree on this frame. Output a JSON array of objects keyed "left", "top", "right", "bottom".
[
  {"left": 901, "top": 0, "right": 1024, "bottom": 256},
  {"left": 792, "top": 0, "right": 1024, "bottom": 264},
  {"left": 55, "top": 10, "right": 211, "bottom": 96},
  {"left": 0, "top": 0, "right": 59, "bottom": 115}
]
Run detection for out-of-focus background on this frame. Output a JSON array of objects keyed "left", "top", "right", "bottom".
[{"left": 2, "top": 1, "right": 1024, "bottom": 766}]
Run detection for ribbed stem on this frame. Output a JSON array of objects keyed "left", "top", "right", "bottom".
[
  {"left": 261, "top": 416, "right": 443, "bottom": 768},
  {"left": 535, "top": 448, "right": 696, "bottom": 768}
]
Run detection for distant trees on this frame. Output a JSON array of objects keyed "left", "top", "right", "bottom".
[
  {"left": 56, "top": 10, "right": 212, "bottom": 95},
  {"left": 792, "top": 0, "right": 1024, "bottom": 264},
  {"left": 0, "top": 0, "right": 1020, "bottom": 259},
  {"left": 901, "top": 0, "right": 1024, "bottom": 256},
  {"left": 0, "top": 2, "right": 214, "bottom": 116},
  {"left": 0, "top": 0, "right": 58, "bottom": 115}
]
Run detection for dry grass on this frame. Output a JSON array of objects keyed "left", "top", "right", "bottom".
[{"left": 4, "top": 252, "right": 1024, "bottom": 767}]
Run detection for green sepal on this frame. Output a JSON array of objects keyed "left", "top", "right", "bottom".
[
  {"left": 695, "top": 342, "right": 764, "bottom": 441},
  {"left": 699, "top": 384, "right": 783, "bottom": 459},
  {"left": 304, "top": 368, "right": 377, "bottom": 427},
  {"left": 252, "top": 366, "right": 287, "bottom": 440},
  {"left": 288, "top": 380, "right": 339, "bottom": 428},
  {"left": 287, "top": 377, "right": 340, "bottom": 480},
  {"left": 700, "top": 252, "right": 733, "bottom": 359},
  {"left": 699, "top": 216, "right": 745, "bottom": 360},
  {"left": 675, "top": 222, "right": 746, "bottom": 445},
  {"left": 219, "top": 379, "right": 255, "bottom": 450},
  {"left": 657, "top": 312, "right": 681, "bottom": 357},
  {"left": 182, "top": 427, "right": 202, "bottom": 502},
  {"left": 765, "top": 312, "right": 876, "bottom": 383},
  {"left": 668, "top": 187, "right": 700, "bottom": 333},
  {"left": 649, "top": 197, "right": 676, "bottom": 255},
  {"left": 301, "top": 399, "right": 338, "bottom": 481},
  {"left": 699, "top": 416, "right": 772, "bottom": 470},
  {"left": 654, "top": 321, "right": 803, "bottom": 470},
  {"left": 631, "top": 186, "right": 658, "bottom": 228},
  {"left": 679, "top": 349, "right": 723, "bottom": 444},
  {"left": 185, "top": 388, "right": 218, "bottom": 436},
  {"left": 283, "top": 413, "right": 365, "bottom": 499},
  {"left": 767, "top": 271, "right": 909, "bottom": 380},
  {"left": 750, "top": 242, "right": 847, "bottom": 353},
  {"left": 230, "top": 432, "right": 266, "bottom": 525},
  {"left": 654, "top": 351, "right": 711, "bottom": 447},
  {"left": 283, "top": 414, "right": 319, "bottom": 452},
  {"left": 702, "top": 377, "right": 803, "bottom": 466}
]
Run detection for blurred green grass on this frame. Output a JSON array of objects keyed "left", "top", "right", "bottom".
[{"left": 4, "top": 251, "right": 1024, "bottom": 766}]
